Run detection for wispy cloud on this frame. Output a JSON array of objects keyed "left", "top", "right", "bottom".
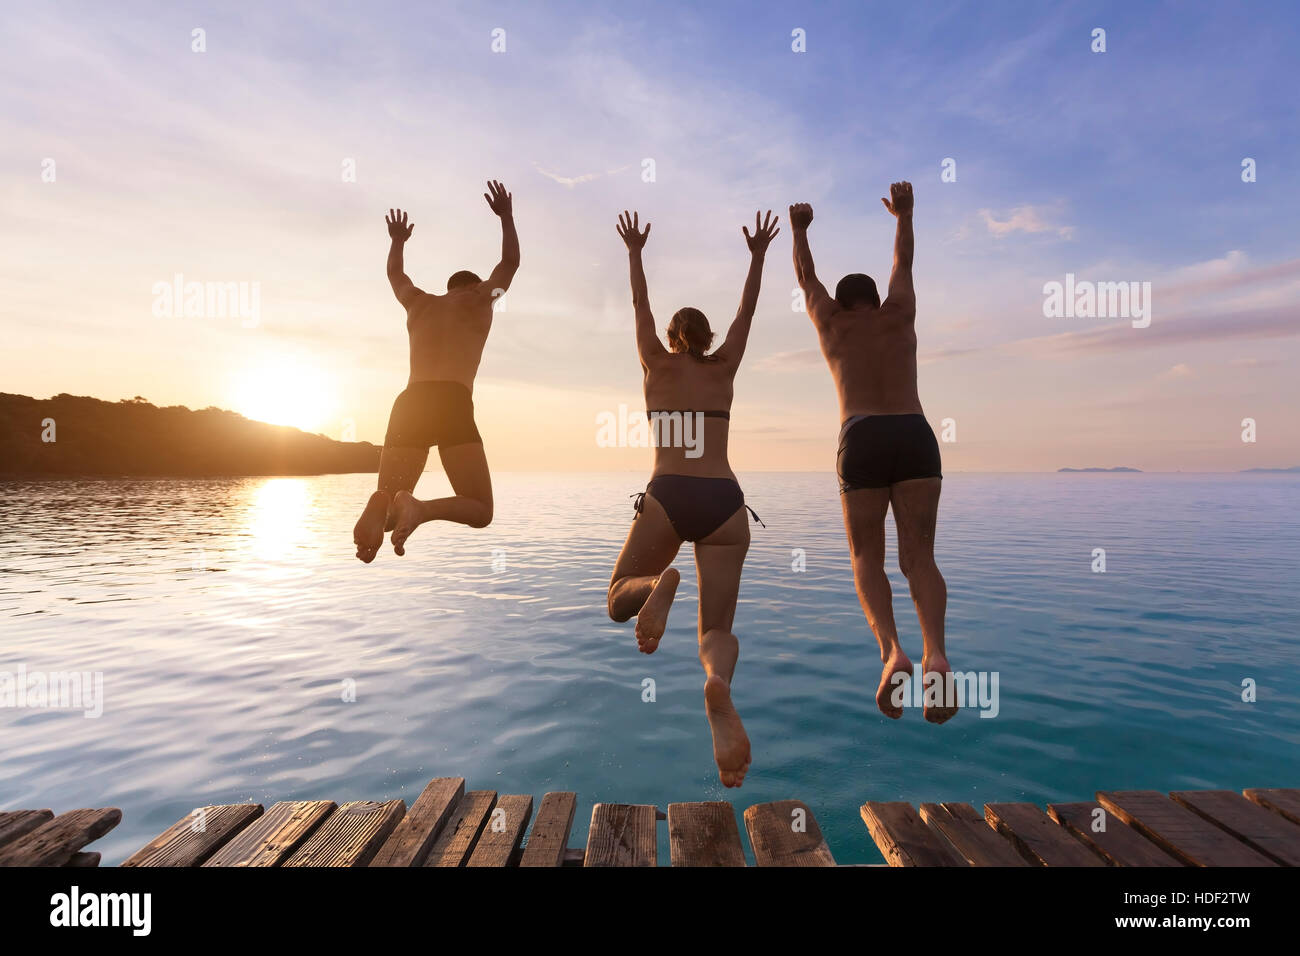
[
  {"left": 533, "top": 163, "right": 611, "bottom": 188},
  {"left": 1160, "top": 253, "right": 1300, "bottom": 302},
  {"left": 1015, "top": 304, "right": 1300, "bottom": 357},
  {"left": 978, "top": 204, "right": 1074, "bottom": 240},
  {"left": 1157, "top": 362, "right": 1193, "bottom": 381},
  {"left": 753, "top": 348, "right": 823, "bottom": 371}
]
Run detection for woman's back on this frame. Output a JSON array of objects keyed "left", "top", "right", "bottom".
[{"left": 643, "top": 351, "right": 737, "bottom": 479}]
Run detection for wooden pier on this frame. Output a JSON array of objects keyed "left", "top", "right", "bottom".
[
  {"left": 861, "top": 789, "right": 1300, "bottom": 867},
  {"left": 2, "top": 783, "right": 1297, "bottom": 866}
]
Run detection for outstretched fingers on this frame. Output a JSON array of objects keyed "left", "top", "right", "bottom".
[{"left": 617, "top": 210, "right": 649, "bottom": 244}]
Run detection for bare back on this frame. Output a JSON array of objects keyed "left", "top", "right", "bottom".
[
  {"left": 642, "top": 351, "right": 737, "bottom": 480},
  {"left": 405, "top": 286, "right": 495, "bottom": 388},
  {"left": 813, "top": 299, "right": 922, "bottom": 420}
]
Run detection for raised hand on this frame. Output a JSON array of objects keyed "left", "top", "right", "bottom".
[
  {"left": 484, "top": 180, "right": 513, "bottom": 218},
  {"left": 742, "top": 210, "right": 780, "bottom": 254},
  {"left": 616, "top": 210, "right": 651, "bottom": 251},
  {"left": 386, "top": 208, "right": 414, "bottom": 241},
  {"left": 789, "top": 202, "right": 814, "bottom": 230},
  {"left": 881, "top": 181, "right": 914, "bottom": 217}
]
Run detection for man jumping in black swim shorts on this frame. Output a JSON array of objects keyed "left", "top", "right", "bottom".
[
  {"left": 789, "top": 183, "right": 957, "bottom": 723},
  {"left": 352, "top": 181, "right": 519, "bottom": 562}
]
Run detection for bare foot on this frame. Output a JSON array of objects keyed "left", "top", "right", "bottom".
[
  {"left": 876, "top": 647, "right": 913, "bottom": 719},
  {"left": 635, "top": 568, "right": 679, "bottom": 654},
  {"left": 389, "top": 490, "right": 424, "bottom": 556},
  {"left": 704, "top": 675, "right": 751, "bottom": 788},
  {"left": 922, "top": 653, "right": 959, "bottom": 724},
  {"left": 353, "top": 491, "right": 390, "bottom": 563}
]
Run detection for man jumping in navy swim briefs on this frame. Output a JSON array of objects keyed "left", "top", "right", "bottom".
[
  {"left": 790, "top": 182, "right": 957, "bottom": 724},
  {"left": 352, "top": 181, "right": 519, "bottom": 562}
]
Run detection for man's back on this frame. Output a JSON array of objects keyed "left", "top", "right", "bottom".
[
  {"left": 405, "top": 287, "right": 494, "bottom": 388},
  {"left": 787, "top": 181, "right": 957, "bottom": 723},
  {"left": 813, "top": 299, "right": 922, "bottom": 420}
]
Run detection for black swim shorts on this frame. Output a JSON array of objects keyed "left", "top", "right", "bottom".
[
  {"left": 383, "top": 380, "right": 482, "bottom": 449},
  {"left": 836, "top": 413, "right": 942, "bottom": 492}
]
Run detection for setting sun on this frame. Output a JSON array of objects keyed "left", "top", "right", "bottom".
[{"left": 229, "top": 356, "right": 337, "bottom": 434}]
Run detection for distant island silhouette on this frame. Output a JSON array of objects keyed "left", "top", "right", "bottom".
[
  {"left": 1, "top": 393, "right": 379, "bottom": 477},
  {"left": 1240, "top": 466, "right": 1300, "bottom": 473},
  {"left": 1057, "top": 466, "right": 1142, "bottom": 473}
]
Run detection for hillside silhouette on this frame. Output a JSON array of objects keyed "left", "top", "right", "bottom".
[{"left": 1, "top": 393, "right": 379, "bottom": 477}]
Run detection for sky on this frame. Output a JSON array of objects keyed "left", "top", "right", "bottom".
[{"left": 2, "top": 0, "right": 1298, "bottom": 471}]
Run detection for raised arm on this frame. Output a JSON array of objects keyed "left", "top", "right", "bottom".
[
  {"left": 789, "top": 202, "right": 834, "bottom": 322},
  {"left": 714, "top": 210, "right": 779, "bottom": 367},
  {"left": 482, "top": 180, "right": 520, "bottom": 297},
  {"left": 881, "top": 181, "right": 915, "bottom": 308},
  {"left": 385, "top": 208, "right": 422, "bottom": 308},
  {"left": 616, "top": 210, "right": 665, "bottom": 366}
]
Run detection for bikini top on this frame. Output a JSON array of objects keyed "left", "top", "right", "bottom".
[{"left": 645, "top": 409, "right": 730, "bottom": 420}]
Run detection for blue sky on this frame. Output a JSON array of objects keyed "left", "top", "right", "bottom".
[{"left": 2, "top": 0, "right": 1298, "bottom": 470}]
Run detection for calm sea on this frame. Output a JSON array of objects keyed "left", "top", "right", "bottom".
[{"left": 2, "top": 472, "right": 1297, "bottom": 864}]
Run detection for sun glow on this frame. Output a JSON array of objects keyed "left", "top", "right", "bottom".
[{"left": 229, "top": 356, "right": 337, "bottom": 433}]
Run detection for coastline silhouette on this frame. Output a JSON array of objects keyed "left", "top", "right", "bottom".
[{"left": 0, "top": 392, "right": 378, "bottom": 477}]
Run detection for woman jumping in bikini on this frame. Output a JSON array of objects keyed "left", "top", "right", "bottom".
[{"left": 606, "top": 208, "right": 778, "bottom": 788}]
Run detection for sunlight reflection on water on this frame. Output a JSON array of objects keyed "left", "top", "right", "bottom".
[{"left": 1, "top": 472, "right": 1297, "bottom": 864}]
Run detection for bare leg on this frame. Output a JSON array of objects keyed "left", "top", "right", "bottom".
[
  {"left": 842, "top": 488, "right": 912, "bottom": 718},
  {"left": 891, "top": 477, "right": 952, "bottom": 723},
  {"left": 353, "top": 445, "right": 427, "bottom": 563},
  {"left": 695, "top": 507, "right": 752, "bottom": 787},
  {"left": 607, "top": 493, "right": 682, "bottom": 654},
  {"left": 390, "top": 441, "right": 493, "bottom": 555}
]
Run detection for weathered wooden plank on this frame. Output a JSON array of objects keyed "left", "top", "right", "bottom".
[
  {"left": 1097, "top": 791, "right": 1276, "bottom": 867},
  {"left": 204, "top": 801, "right": 336, "bottom": 867},
  {"left": 743, "top": 800, "right": 835, "bottom": 867},
  {"left": 466, "top": 794, "right": 534, "bottom": 867},
  {"left": 918, "top": 803, "right": 1028, "bottom": 867},
  {"left": 1244, "top": 789, "right": 1300, "bottom": 827},
  {"left": 0, "top": 808, "right": 121, "bottom": 867},
  {"left": 585, "top": 804, "right": 658, "bottom": 867},
  {"left": 519, "top": 792, "right": 578, "bottom": 868},
  {"left": 282, "top": 800, "right": 405, "bottom": 868},
  {"left": 1172, "top": 790, "right": 1300, "bottom": 867},
  {"left": 122, "top": 804, "right": 263, "bottom": 867},
  {"left": 861, "top": 801, "right": 966, "bottom": 867},
  {"left": 984, "top": 802, "right": 1106, "bottom": 867},
  {"left": 423, "top": 791, "right": 498, "bottom": 867},
  {"left": 0, "top": 810, "right": 54, "bottom": 850},
  {"left": 1048, "top": 802, "right": 1183, "bottom": 867},
  {"left": 668, "top": 802, "right": 746, "bottom": 867},
  {"left": 370, "top": 777, "right": 465, "bottom": 867},
  {"left": 63, "top": 852, "right": 100, "bottom": 867}
]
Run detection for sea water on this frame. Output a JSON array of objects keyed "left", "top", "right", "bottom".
[{"left": 2, "top": 472, "right": 1297, "bottom": 864}]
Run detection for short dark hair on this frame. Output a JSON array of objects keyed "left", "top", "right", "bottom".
[
  {"left": 836, "top": 273, "right": 880, "bottom": 309},
  {"left": 447, "top": 270, "right": 482, "bottom": 291}
]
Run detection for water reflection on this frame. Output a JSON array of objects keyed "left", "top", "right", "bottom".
[{"left": 243, "top": 478, "right": 312, "bottom": 564}]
